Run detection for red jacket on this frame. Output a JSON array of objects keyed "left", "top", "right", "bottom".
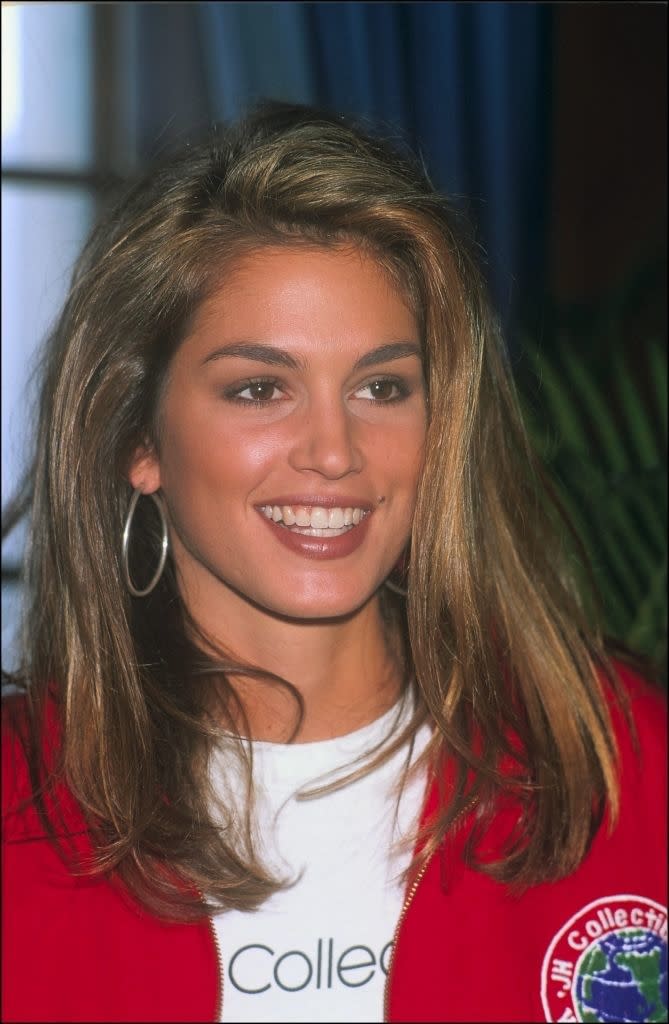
[{"left": 2, "top": 663, "right": 667, "bottom": 1023}]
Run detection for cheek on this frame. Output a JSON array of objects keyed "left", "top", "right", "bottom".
[
  {"left": 158, "top": 404, "right": 283, "bottom": 493},
  {"left": 376, "top": 423, "right": 425, "bottom": 486}
]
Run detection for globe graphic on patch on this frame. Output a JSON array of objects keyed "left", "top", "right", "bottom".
[{"left": 575, "top": 928, "right": 668, "bottom": 1022}]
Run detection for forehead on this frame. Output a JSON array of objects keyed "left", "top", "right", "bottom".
[{"left": 188, "top": 244, "right": 419, "bottom": 347}]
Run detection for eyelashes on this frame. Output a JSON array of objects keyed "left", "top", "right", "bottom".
[
  {"left": 223, "top": 375, "right": 413, "bottom": 407},
  {"left": 353, "top": 378, "right": 410, "bottom": 402},
  {"left": 226, "top": 379, "right": 283, "bottom": 404}
]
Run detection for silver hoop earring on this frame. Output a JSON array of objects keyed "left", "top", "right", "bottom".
[
  {"left": 383, "top": 552, "right": 409, "bottom": 598},
  {"left": 384, "top": 577, "right": 408, "bottom": 598},
  {"left": 122, "top": 489, "right": 169, "bottom": 597}
]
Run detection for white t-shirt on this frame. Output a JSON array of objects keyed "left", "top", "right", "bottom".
[{"left": 210, "top": 697, "right": 431, "bottom": 1023}]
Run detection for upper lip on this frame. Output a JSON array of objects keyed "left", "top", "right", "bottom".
[{"left": 256, "top": 495, "right": 375, "bottom": 510}]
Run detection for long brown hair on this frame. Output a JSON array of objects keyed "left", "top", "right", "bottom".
[{"left": 3, "top": 101, "right": 625, "bottom": 919}]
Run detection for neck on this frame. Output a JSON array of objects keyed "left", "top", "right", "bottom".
[{"left": 184, "top": 579, "right": 404, "bottom": 743}]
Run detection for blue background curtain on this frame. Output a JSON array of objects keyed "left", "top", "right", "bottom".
[{"left": 190, "top": 2, "right": 552, "bottom": 331}]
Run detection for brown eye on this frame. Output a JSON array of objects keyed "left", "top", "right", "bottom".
[
  {"left": 354, "top": 378, "right": 406, "bottom": 402},
  {"left": 369, "top": 380, "right": 397, "bottom": 400},
  {"left": 230, "top": 379, "right": 282, "bottom": 403},
  {"left": 246, "top": 381, "right": 277, "bottom": 401}
]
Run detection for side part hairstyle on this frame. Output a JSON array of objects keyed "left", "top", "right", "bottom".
[{"left": 3, "top": 101, "right": 624, "bottom": 920}]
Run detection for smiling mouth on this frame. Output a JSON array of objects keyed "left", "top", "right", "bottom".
[{"left": 259, "top": 504, "right": 370, "bottom": 537}]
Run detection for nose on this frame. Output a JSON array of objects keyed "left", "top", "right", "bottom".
[{"left": 288, "top": 395, "right": 363, "bottom": 479}]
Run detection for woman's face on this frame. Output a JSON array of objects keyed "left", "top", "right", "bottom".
[{"left": 131, "top": 244, "right": 427, "bottom": 622}]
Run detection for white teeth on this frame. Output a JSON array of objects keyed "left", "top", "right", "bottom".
[
  {"left": 310, "top": 507, "right": 329, "bottom": 529},
  {"left": 260, "top": 504, "right": 368, "bottom": 529},
  {"left": 328, "top": 508, "right": 344, "bottom": 529}
]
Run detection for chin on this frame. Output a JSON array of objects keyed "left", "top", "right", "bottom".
[{"left": 260, "top": 586, "right": 377, "bottom": 623}]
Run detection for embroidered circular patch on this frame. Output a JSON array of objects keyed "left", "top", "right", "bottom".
[{"left": 541, "top": 895, "right": 667, "bottom": 1022}]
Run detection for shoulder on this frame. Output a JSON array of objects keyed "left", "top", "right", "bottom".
[
  {"left": 602, "top": 659, "right": 663, "bottom": 827},
  {"left": 606, "top": 657, "right": 666, "bottom": 714},
  {"left": 2, "top": 689, "right": 83, "bottom": 843},
  {"left": 604, "top": 659, "right": 666, "bottom": 788},
  {"left": 2, "top": 691, "right": 36, "bottom": 824}
]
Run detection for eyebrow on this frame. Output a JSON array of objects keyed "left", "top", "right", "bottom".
[{"left": 201, "top": 340, "right": 422, "bottom": 372}]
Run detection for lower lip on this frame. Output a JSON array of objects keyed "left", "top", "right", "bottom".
[{"left": 257, "top": 512, "right": 372, "bottom": 560}]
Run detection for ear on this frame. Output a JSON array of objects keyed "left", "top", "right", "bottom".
[{"left": 128, "top": 444, "right": 161, "bottom": 494}]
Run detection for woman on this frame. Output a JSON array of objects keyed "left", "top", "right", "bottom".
[{"left": 2, "top": 102, "right": 666, "bottom": 1023}]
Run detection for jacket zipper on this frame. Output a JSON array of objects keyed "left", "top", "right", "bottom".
[
  {"left": 199, "top": 891, "right": 224, "bottom": 1022},
  {"left": 383, "top": 794, "right": 478, "bottom": 1022},
  {"left": 207, "top": 914, "right": 224, "bottom": 1022}
]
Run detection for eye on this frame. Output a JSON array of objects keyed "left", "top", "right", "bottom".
[
  {"left": 353, "top": 378, "right": 408, "bottom": 402},
  {"left": 227, "top": 379, "right": 283, "bottom": 404}
]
